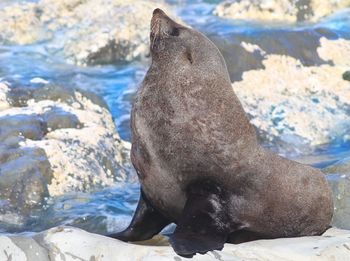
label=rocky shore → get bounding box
[0,1,350,259]
[0,0,178,65]
[214,0,350,23]
[0,81,132,230]
[228,37,350,155]
[0,226,349,260]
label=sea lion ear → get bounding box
[186,49,193,64]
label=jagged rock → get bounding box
[209,27,341,82]
[231,38,350,155]
[214,0,350,23]
[0,0,179,65]
[0,81,132,230]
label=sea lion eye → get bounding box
[170,28,180,37]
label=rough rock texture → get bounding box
[210,28,338,82]
[214,0,350,23]
[0,227,349,260]
[0,81,131,229]
[324,159,350,230]
[0,0,177,65]
[231,38,350,155]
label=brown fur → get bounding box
[131,9,333,240]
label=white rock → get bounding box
[214,0,350,23]
[0,82,10,111]
[1,226,350,261]
[318,37,350,66]
[0,237,27,261]
[0,0,179,65]
[214,0,297,23]
[233,38,350,154]
[0,84,132,197]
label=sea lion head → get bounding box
[150,8,229,79]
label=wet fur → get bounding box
[110,8,334,257]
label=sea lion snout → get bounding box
[151,8,181,42]
[153,8,166,17]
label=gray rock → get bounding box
[324,157,350,230]
[210,35,265,82]
[0,0,179,65]
[10,236,49,261]
[43,107,82,131]
[0,82,132,231]
[0,114,46,141]
[231,38,350,155]
[214,0,350,23]
[0,226,350,261]
[343,71,350,81]
[210,28,335,82]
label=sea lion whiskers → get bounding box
[150,14,161,50]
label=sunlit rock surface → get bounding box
[0,227,349,260]
[0,82,132,229]
[214,0,350,23]
[210,27,340,82]
[0,0,177,65]
[231,38,350,155]
[324,158,350,230]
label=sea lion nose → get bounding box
[152,8,171,23]
[151,8,170,37]
[150,8,182,45]
[151,8,177,34]
[153,8,166,17]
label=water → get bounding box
[0,0,350,234]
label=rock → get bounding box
[43,107,81,131]
[344,71,350,81]
[0,3,48,45]
[0,82,132,230]
[210,36,266,82]
[214,0,350,23]
[0,114,47,141]
[210,28,336,82]
[0,226,349,260]
[0,82,10,111]
[318,37,350,67]
[0,0,179,65]
[324,158,350,230]
[231,38,350,155]
[0,146,51,209]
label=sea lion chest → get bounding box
[130,67,256,219]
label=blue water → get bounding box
[1,0,350,234]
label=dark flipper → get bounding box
[108,190,171,242]
[169,180,230,257]
[227,230,271,244]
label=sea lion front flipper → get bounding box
[169,180,230,257]
[108,190,171,241]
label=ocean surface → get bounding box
[0,0,350,234]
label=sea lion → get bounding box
[109,8,333,257]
